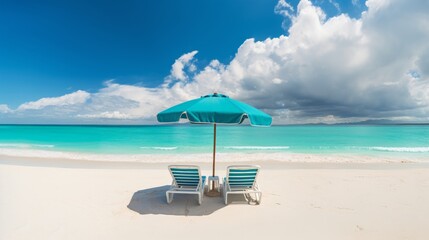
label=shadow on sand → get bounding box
[127,185,227,216]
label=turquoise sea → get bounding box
[0,125,428,160]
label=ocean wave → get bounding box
[0,148,422,164]
[368,147,429,153]
[223,146,290,150]
[0,143,55,148]
[140,146,178,150]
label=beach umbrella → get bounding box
[157,93,272,186]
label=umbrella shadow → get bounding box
[127,185,226,216]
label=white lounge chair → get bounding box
[166,165,206,205]
[222,165,261,205]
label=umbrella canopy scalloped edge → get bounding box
[157,93,272,126]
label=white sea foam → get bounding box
[368,147,429,153]
[140,146,178,150]
[0,147,425,164]
[224,146,290,150]
[0,143,55,148]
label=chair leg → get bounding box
[166,192,173,204]
[222,184,225,197]
[223,184,227,203]
[199,187,204,205]
[224,193,228,205]
[256,192,262,204]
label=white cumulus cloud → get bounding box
[274,0,295,30]
[167,50,198,83]
[78,111,135,120]
[0,104,11,113]
[17,90,91,111]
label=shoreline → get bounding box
[0,149,427,165]
[1,154,429,171]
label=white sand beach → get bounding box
[1,155,429,240]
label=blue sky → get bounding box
[1,0,428,124]
[1,0,283,107]
[0,0,365,108]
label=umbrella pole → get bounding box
[206,123,220,197]
[212,123,216,177]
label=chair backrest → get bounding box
[226,165,260,188]
[168,165,201,188]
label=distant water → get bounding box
[0,124,428,159]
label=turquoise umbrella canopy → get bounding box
[157,93,272,195]
[157,93,272,126]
